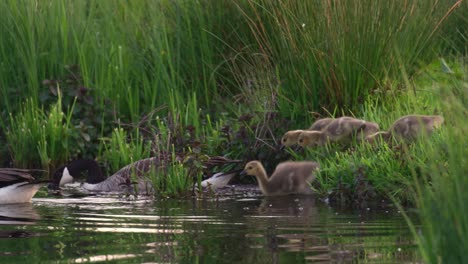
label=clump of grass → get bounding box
[100,127,152,175]
[5,90,74,170]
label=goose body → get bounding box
[241,160,319,196]
[365,115,444,144]
[0,168,46,204]
[52,158,157,194]
[298,117,373,147]
[280,118,334,148]
[52,156,242,194]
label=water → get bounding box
[0,189,418,263]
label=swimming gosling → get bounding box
[298,117,371,147]
[241,160,319,196]
[365,114,444,144]
[280,118,334,149]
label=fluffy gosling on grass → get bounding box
[280,118,334,149]
[298,117,370,147]
[356,121,380,141]
[365,114,444,144]
[308,117,334,131]
[241,160,319,196]
[280,130,305,149]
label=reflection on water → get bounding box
[0,193,419,263]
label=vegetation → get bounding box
[0,1,466,261]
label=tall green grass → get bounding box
[0,0,242,121]
[0,1,463,125]
[402,64,467,263]
[231,0,463,120]
[4,90,74,170]
[100,127,152,174]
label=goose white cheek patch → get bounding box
[59,167,74,186]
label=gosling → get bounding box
[308,117,334,131]
[280,118,334,149]
[298,117,373,147]
[365,114,444,144]
[241,160,319,196]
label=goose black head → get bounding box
[48,159,105,190]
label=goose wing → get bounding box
[0,168,35,183]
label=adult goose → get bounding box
[50,156,243,194]
[240,160,319,196]
[0,168,47,204]
[50,158,159,194]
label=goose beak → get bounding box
[47,182,59,190]
[279,144,285,150]
[239,170,247,177]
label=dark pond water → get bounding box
[0,187,419,263]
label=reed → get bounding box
[231,0,463,119]
[4,90,74,170]
[400,64,468,263]
[100,127,152,175]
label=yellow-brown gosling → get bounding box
[356,121,380,141]
[298,116,370,147]
[280,118,334,149]
[365,114,444,144]
[280,130,305,149]
[241,160,319,196]
[308,117,334,131]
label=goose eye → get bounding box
[247,166,252,170]
[299,139,303,143]
[282,138,286,142]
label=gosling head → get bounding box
[280,130,304,149]
[48,166,74,190]
[298,131,326,147]
[241,160,264,177]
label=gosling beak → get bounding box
[239,170,247,177]
[279,144,286,150]
[293,145,302,152]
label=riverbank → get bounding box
[0,1,466,262]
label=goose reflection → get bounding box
[249,196,366,263]
[257,195,319,217]
[0,203,40,239]
[0,203,40,225]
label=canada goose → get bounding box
[365,115,444,144]
[240,160,319,196]
[298,116,369,147]
[280,118,334,149]
[50,156,242,194]
[50,158,158,194]
[0,168,47,204]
